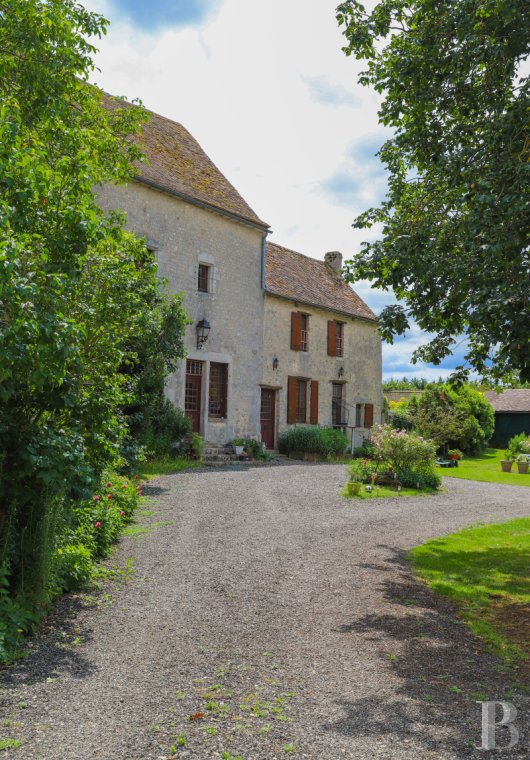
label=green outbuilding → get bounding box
[484,390,530,448]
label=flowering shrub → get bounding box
[52,472,141,599]
[370,425,437,471]
[349,425,441,490]
[70,473,141,559]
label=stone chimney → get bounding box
[324,251,343,281]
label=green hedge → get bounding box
[0,472,141,663]
[278,426,349,458]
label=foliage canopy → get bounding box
[0,0,188,612]
[337,0,530,382]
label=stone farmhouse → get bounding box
[98,104,383,449]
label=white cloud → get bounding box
[85,0,383,259]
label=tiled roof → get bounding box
[484,389,530,413]
[264,242,377,321]
[106,95,268,228]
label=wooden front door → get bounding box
[260,388,276,449]
[185,360,203,433]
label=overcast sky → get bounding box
[84,0,466,381]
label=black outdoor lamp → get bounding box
[196,318,211,349]
[273,357,279,370]
[338,366,344,378]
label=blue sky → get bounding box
[105,0,221,31]
[85,0,462,381]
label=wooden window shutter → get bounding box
[327,320,337,356]
[310,380,319,424]
[364,403,374,428]
[287,376,297,423]
[291,311,302,351]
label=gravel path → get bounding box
[1,466,529,759]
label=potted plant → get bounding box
[500,453,514,473]
[516,455,529,475]
[231,438,245,456]
[504,434,530,473]
[447,448,462,461]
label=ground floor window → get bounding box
[332,383,345,426]
[295,379,307,423]
[209,362,228,418]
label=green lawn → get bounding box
[440,448,530,486]
[139,457,202,480]
[409,518,530,666]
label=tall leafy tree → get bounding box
[0,1,188,608]
[336,0,530,381]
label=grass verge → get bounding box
[409,518,530,667]
[440,448,530,487]
[139,456,202,479]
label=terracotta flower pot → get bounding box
[501,460,514,473]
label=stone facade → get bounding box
[98,100,383,449]
[261,293,383,450]
[97,182,266,445]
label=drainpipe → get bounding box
[261,230,269,290]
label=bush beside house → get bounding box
[278,427,349,459]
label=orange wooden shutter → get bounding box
[287,376,297,423]
[310,380,319,424]
[291,312,302,350]
[327,320,337,356]
[364,403,374,428]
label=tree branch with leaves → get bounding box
[337,0,530,382]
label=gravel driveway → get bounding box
[1,466,529,759]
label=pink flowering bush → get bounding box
[370,424,437,471]
[350,425,441,490]
[55,472,141,590]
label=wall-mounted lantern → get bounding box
[196,318,211,350]
[338,366,344,378]
[273,357,279,370]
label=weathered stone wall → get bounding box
[262,293,383,448]
[98,182,265,444]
